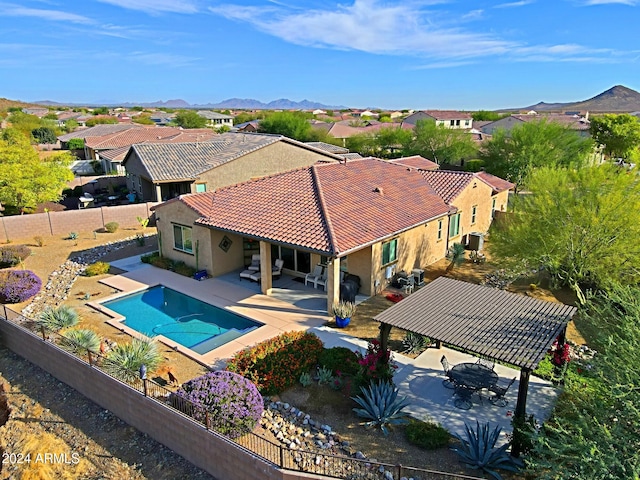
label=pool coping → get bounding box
[91,266,330,367]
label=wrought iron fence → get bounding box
[0,304,481,480]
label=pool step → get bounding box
[191,327,257,354]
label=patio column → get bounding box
[379,323,392,360]
[155,184,162,202]
[325,258,340,315]
[511,368,531,458]
[259,241,272,295]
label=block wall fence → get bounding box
[0,203,159,241]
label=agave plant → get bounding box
[352,381,410,435]
[451,421,523,480]
[37,305,80,332]
[103,337,163,383]
[402,331,430,354]
[60,328,101,355]
[446,242,466,273]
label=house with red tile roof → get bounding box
[389,155,439,171]
[123,132,344,202]
[152,157,513,313]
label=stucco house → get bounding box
[122,132,344,202]
[152,157,513,313]
[196,111,234,129]
[402,110,473,129]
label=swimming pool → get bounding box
[102,285,262,354]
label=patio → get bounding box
[102,255,563,444]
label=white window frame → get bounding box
[173,224,193,254]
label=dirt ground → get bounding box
[1,230,581,479]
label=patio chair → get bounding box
[440,355,455,389]
[488,377,516,407]
[453,384,474,410]
[315,272,328,291]
[476,356,495,370]
[272,259,284,279]
[248,254,261,272]
[305,265,324,287]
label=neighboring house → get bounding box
[479,113,591,138]
[122,132,344,202]
[402,110,473,129]
[235,120,260,132]
[390,155,439,171]
[22,107,49,117]
[152,157,513,313]
[304,141,362,160]
[149,113,176,125]
[197,111,234,129]
[58,124,143,151]
[55,112,84,128]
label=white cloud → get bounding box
[0,2,93,23]
[579,0,637,4]
[209,1,514,59]
[494,0,535,8]
[96,0,199,14]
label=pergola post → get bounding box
[379,323,392,362]
[511,368,531,458]
[326,258,341,315]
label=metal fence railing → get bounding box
[0,304,482,480]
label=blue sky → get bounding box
[1,0,639,110]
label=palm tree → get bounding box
[60,328,101,355]
[446,243,467,273]
[37,305,79,331]
[103,337,163,383]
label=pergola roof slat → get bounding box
[374,277,576,370]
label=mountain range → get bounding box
[522,85,640,113]
[21,85,640,112]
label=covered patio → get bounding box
[374,276,577,455]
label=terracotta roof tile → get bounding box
[57,124,142,141]
[420,170,475,203]
[476,172,515,193]
[181,158,450,255]
[390,156,439,171]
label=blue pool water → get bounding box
[102,286,262,354]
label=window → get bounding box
[437,219,443,241]
[195,183,207,193]
[455,119,461,126]
[271,245,311,273]
[382,238,398,265]
[449,213,461,238]
[173,224,193,253]
[465,120,470,126]
[471,205,477,225]
[450,120,455,127]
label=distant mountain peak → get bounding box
[522,84,640,113]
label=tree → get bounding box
[472,110,507,122]
[7,111,42,138]
[489,165,640,303]
[258,111,312,141]
[132,114,155,125]
[31,127,58,144]
[0,128,74,213]
[173,110,207,129]
[91,106,109,115]
[589,113,640,159]
[480,119,593,193]
[85,117,118,127]
[405,119,477,165]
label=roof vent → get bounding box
[373,187,384,195]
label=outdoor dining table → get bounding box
[450,362,499,391]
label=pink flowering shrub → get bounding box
[0,270,41,303]
[551,340,572,366]
[355,340,398,387]
[174,371,263,438]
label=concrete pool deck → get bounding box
[96,259,330,367]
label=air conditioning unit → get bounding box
[412,268,425,286]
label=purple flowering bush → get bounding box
[174,371,263,438]
[0,245,31,268]
[0,270,42,303]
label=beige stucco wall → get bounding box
[349,216,448,295]
[194,142,336,193]
[208,230,244,276]
[449,178,495,242]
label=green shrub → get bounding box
[33,236,44,247]
[464,159,485,172]
[60,329,101,355]
[73,185,84,197]
[352,381,410,435]
[226,331,324,395]
[84,261,110,276]
[67,138,84,149]
[104,222,119,233]
[0,244,31,268]
[405,419,450,449]
[318,346,359,376]
[103,337,163,383]
[171,261,196,278]
[140,252,158,264]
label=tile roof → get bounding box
[390,156,439,171]
[196,110,234,120]
[124,132,342,182]
[84,127,186,149]
[476,172,515,193]
[178,158,451,256]
[57,124,142,141]
[420,170,476,203]
[305,142,349,154]
[423,110,473,120]
[97,145,130,162]
[514,113,590,131]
